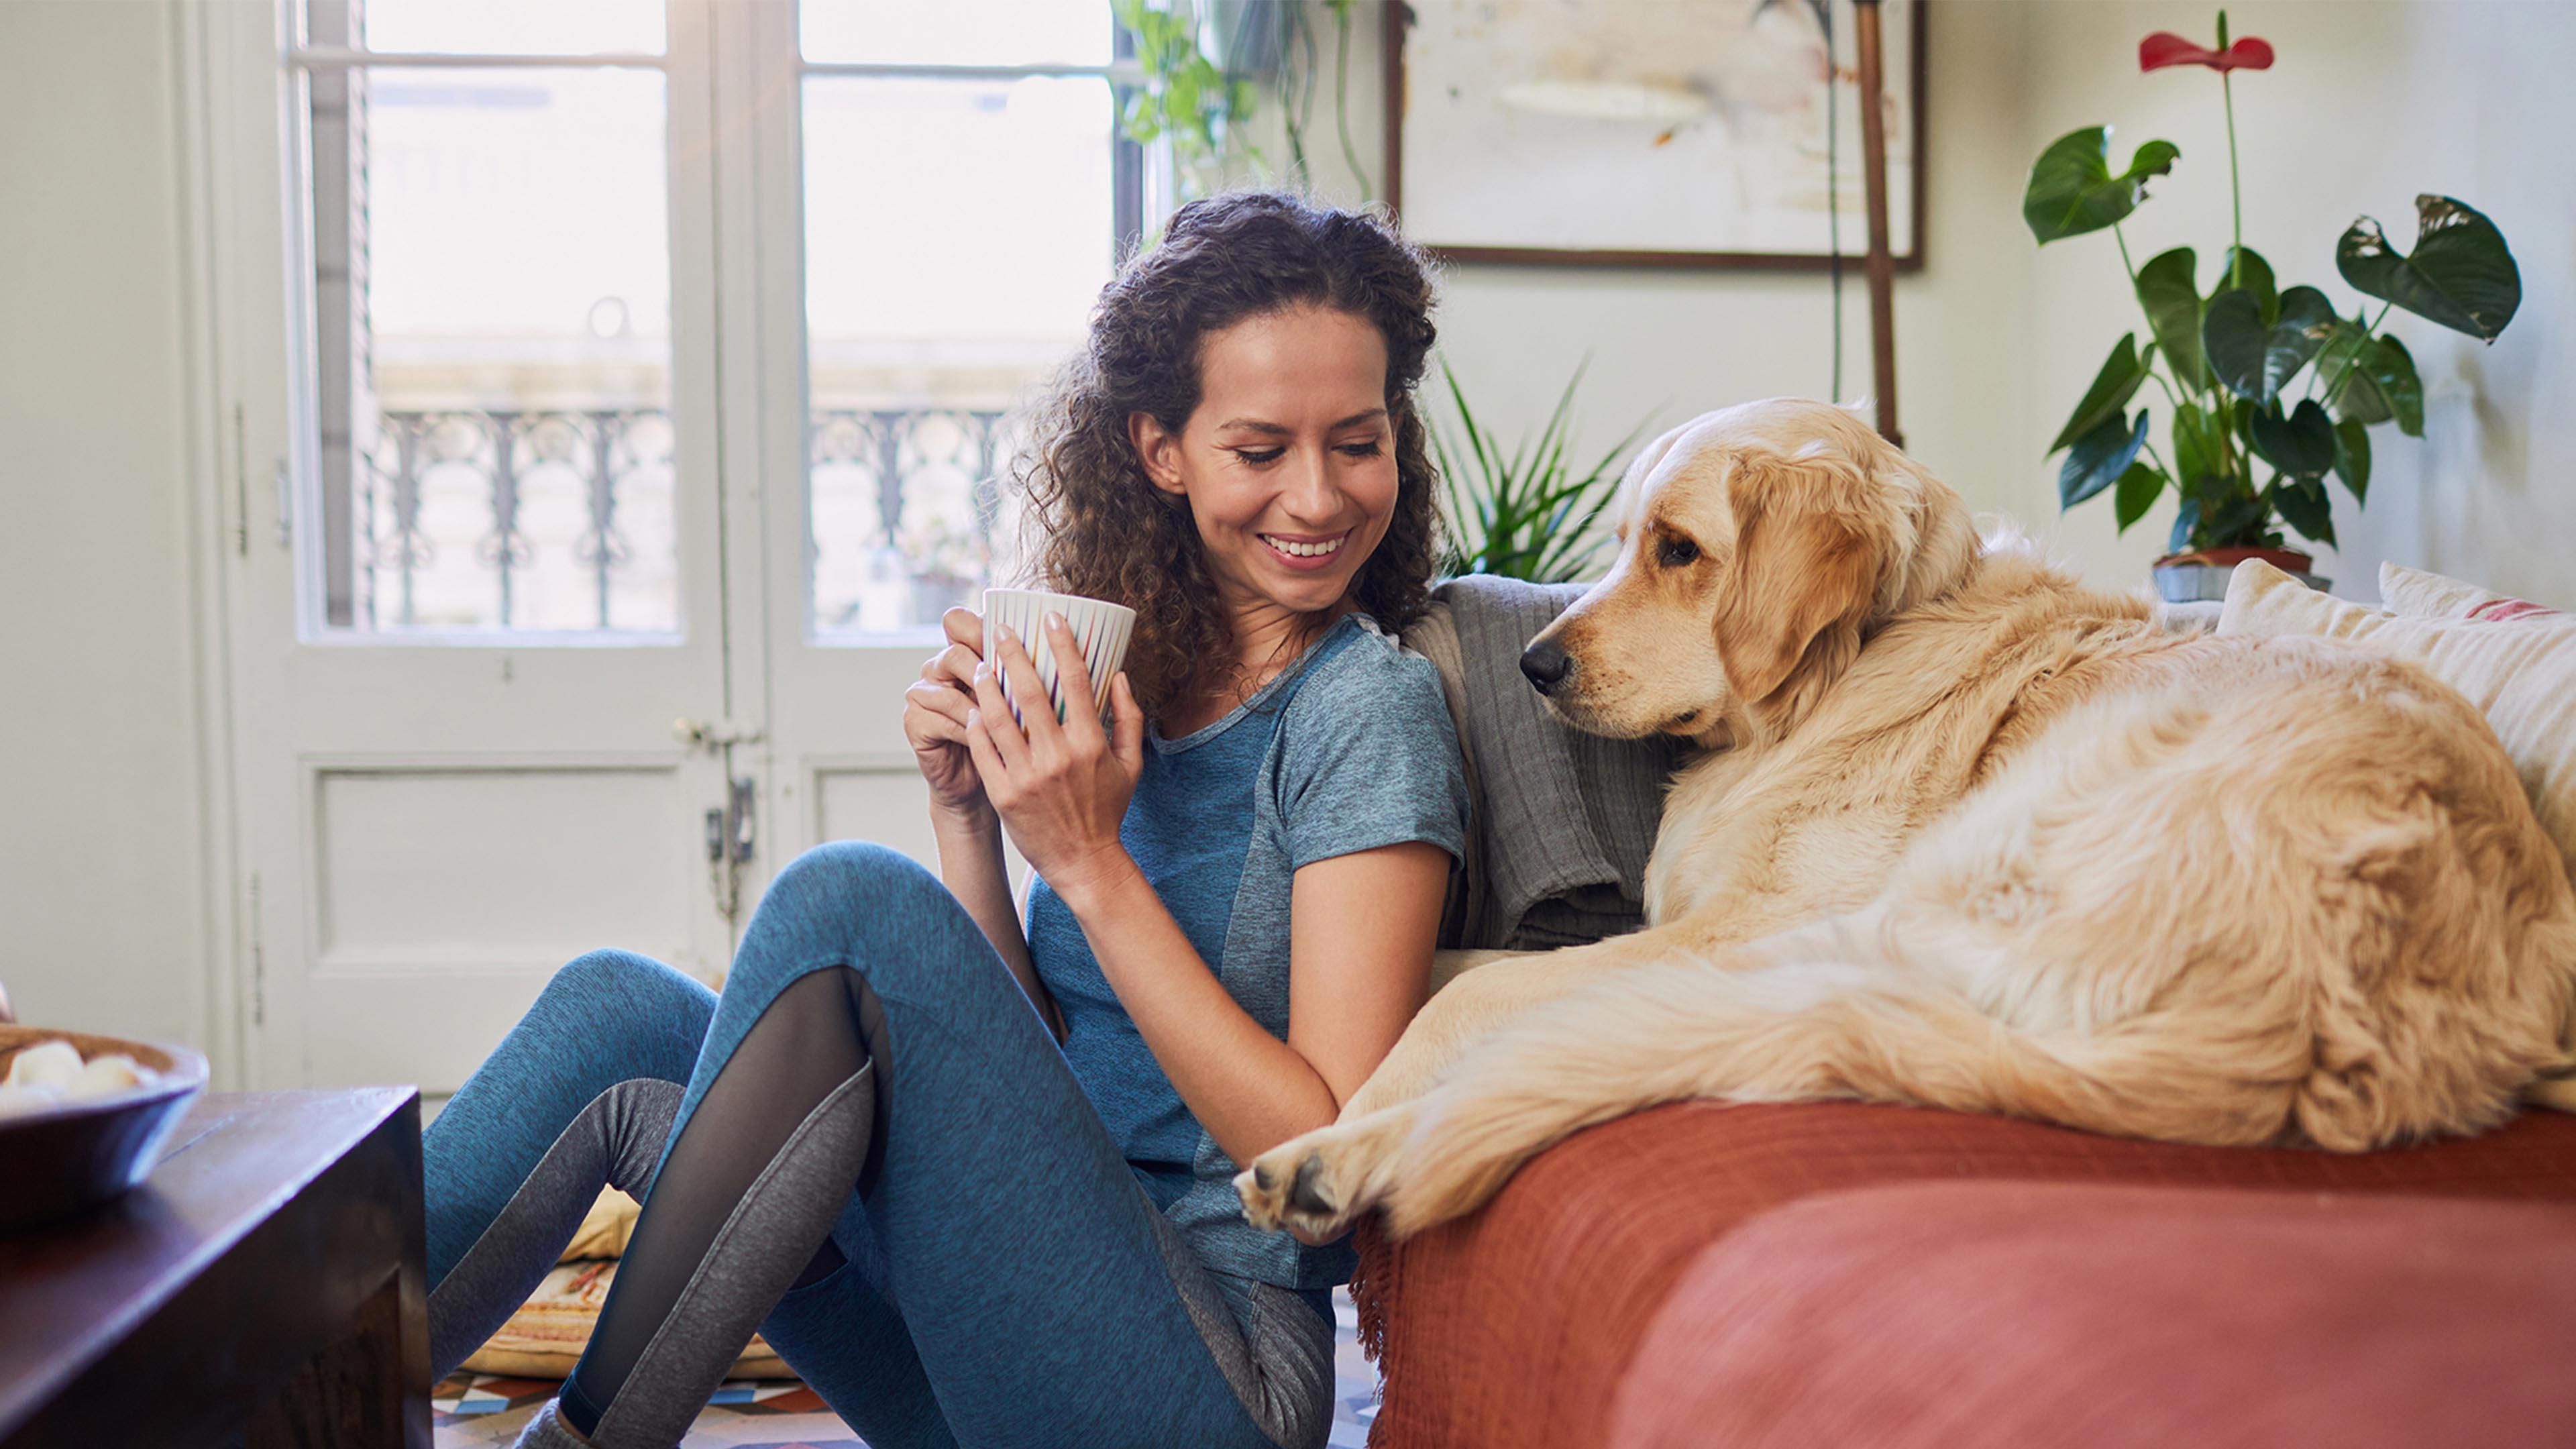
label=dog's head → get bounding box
[1523,398,1979,749]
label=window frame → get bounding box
[276,0,1142,646]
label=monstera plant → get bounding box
[2024,11,2522,596]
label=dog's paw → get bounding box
[1236,1120,1395,1246]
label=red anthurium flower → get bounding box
[2139,31,2275,72]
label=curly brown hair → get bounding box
[1011,190,1443,721]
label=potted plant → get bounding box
[2023,10,2522,600]
[1430,360,1651,584]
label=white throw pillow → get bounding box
[2380,561,2565,623]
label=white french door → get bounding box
[205,0,1120,1091]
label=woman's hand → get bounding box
[965,612,1146,898]
[903,606,998,822]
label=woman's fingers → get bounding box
[923,641,981,690]
[962,703,1009,799]
[1044,612,1106,745]
[942,605,985,656]
[970,651,1031,774]
[990,623,1066,749]
[1108,672,1146,774]
[905,677,973,731]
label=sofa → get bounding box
[1361,563,2576,1446]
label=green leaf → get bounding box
[2219,246,2275,321]
[2315,323,2425,438]
[2169,496,2201,554]
[2203,284,2334,405]
[2061,409,2150,508]
[1432,358,1645,583]
[2247,399,2337,479]
[2269,474,2337,548]
[2170,399,2225,492]
[2338,195,2522,341]
[2113,461,2167,534]
[2332,416,2371,504]
[2201,490,2275,549]
[2135,247,2206,392]
[2023,127,2182,244]
[2048,333,2155,454]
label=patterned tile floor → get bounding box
[432,1287,1381,1448]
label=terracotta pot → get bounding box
[2153,546,2315,574]
[2150,546,2330,604]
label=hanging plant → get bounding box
[1110,0,1372,207]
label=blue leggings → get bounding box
[422,841,1328,1449]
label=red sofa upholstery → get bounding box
[1348,1102,2576,1446]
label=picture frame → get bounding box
[1383,0,1928,271]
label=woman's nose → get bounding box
[1281,446,1337,519]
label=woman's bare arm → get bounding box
[931,807,1059,1036]
[905,606,1060,1033]
[1051,840,1449,1167]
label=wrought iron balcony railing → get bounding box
[354,405,1019,634]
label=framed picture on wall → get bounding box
[1384,0,1927,270]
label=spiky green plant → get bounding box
[1430,360,1650,584]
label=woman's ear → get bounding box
[1128,411,1188,496]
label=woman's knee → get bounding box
[744,841,1000,998]
[759,843,971,953]
[543,948,686,1008]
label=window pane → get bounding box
[355,0,665,56]
[800,0,1110,68]
[313,65,678,633]
[803,76,1112,636]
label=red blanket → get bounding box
[1350,1102,2576,1447]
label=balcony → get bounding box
[348,405,1018,636]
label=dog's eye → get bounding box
[1656,535,1701,568]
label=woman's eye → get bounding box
[1656,535,1701,568]
[1231,447,1286,466]
[1338,440,1385,458]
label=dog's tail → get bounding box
[1375,941,2299,1238]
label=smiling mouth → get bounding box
[1260,531,1350,560]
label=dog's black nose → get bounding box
[1521,639,1573,694]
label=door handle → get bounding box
[705,775,757,923]
[674,716,765,753]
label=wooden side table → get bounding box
[0,1089,432,1448]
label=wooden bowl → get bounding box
[0,1026,209,1232]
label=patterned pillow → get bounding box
[2379,561,2565,623]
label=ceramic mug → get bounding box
[981,588,1137,727]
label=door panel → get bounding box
[213,0,741,1091]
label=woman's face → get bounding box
[1130,305,1401,621]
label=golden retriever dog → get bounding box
[1236,398,2576,1244]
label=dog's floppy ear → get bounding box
[1711,448,1881,707]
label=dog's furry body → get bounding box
[1236,400,2576,1242]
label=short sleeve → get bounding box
[1277,630,1470,871]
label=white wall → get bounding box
[2015,0,2576,602]
[1283,0,2041,531]
[0,0,220,1051]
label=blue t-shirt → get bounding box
[1025,610,1468,1293]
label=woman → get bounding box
[423,191,1467,1449]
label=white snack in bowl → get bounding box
[0,1081,64,1120]
[5,1040,83,1090]
[66,1053,153,1102]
